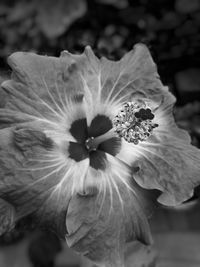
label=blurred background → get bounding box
[0,0,200,266]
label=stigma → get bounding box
[112,100,158,144]
[85,129,117,152]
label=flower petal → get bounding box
[0,51,90,235]
[0,198,16,235]
[66,162,153,267]
[2,44,165,129]
[1,57,87,143]
[1,51,84,126]
[1,44,200,266]
[116,93,200,205]
[61,44,200,206]
[0,125,79,235]
[61,44,165,125]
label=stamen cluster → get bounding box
[113,101,158,144]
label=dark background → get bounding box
[0,0,200,266]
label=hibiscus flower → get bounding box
[0,44,200,267]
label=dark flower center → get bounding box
[68,115,121,170]
[85,137,97,152]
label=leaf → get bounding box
[36,0,87,39]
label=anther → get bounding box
[112,101,158,144]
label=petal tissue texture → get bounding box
[1,44,200,266]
